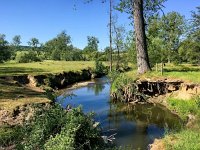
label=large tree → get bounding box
[133,0,151,73]
[117,0,166,74]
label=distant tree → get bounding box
[12,35,21,47]
[83,36,99,53]
[160,12,186,63]
[0,34,11,62]
[147,15,162,65]
[28,37,40,50]
[44,31,73,60]
[190,6,200,40]
[178,7,200,64]
[112,17,126,69]
[83,36,99,60]
[104,46,110,61]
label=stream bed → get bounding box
[57,77,182,149]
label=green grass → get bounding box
[162,97,200,150]
[126,63,200,83]
[0,61,95,76]
[167,97,200,121]
[165,129,200,150]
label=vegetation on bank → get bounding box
[163,96,200,150]
[0,104,116,149]
[109,64,200,149]
[126,63,200,83]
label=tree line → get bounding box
[0,6,199,70]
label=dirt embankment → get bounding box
[111,78,200,104]
[110,78,200,150]
[0,69,94,90]
[0,69,102,126]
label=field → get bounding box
[0,61,95,76]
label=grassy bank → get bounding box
[122,63,200,149]
[0,61,95,76]
[160,96,200,150]
[126,63,200,83]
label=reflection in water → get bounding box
[57,77,182,149]
[87,83,105,96]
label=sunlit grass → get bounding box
[125,63,200,83]
[167,97,200,121]
[0,61,95,76]
[164,129,200,150]
[162,96,200,150]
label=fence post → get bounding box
[161,62,163,75]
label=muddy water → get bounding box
[57,77,182,149]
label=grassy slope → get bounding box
[0,61,95,76]
[163,97,200,150]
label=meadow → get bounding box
[0,61,95,76]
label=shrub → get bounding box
[94,59,106,75]
[0,126,21,147]
[0,46,11,63]
[15,51,41,63]
[19,104,105,150]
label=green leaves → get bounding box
[20,104,104,150]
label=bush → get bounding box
[0,126,21,147]
[15,51,41,63]
[94,59,107,75]
[0,46,11,63]
[19,104,106,150]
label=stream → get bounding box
[57,77,182,149]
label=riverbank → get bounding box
[150,95,200,150]
[0,61,108,148]
[109,63,200,149]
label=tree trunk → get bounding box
[133,0,151,74]
[109,0,113,72]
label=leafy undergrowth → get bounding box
[0,126,21,147]
[0,101,117,150]
[4,104,115,150]
[163,96,200,150]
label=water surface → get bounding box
[57,77,182,149]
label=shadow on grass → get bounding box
[0,67,45,76]
[0,79,46,100]
[164,66,200,72]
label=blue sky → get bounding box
[0,0,199,50]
